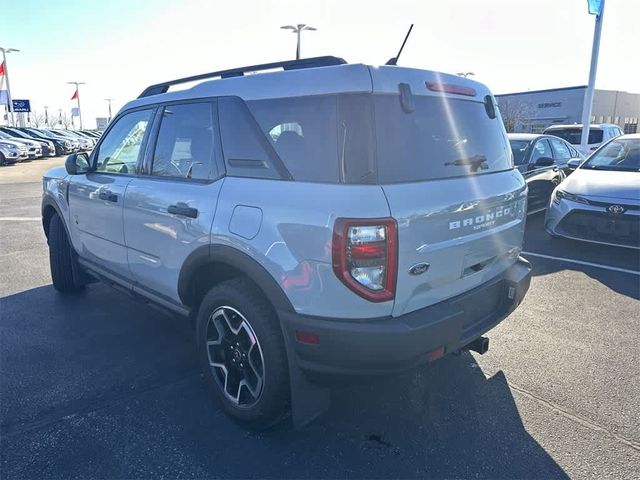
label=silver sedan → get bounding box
[545,134,639,249]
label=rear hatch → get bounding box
[371,86,527,316]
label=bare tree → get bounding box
[497,99,534,133]
[30,112,47,128]
[59,112,72,130]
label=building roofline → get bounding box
[495,85,587,97]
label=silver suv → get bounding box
[42,56,532,428]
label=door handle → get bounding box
[98,190,118,202]
[168,204,198,218]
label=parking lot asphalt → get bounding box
[1,158,639,479]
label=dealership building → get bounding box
[496,86,639,134]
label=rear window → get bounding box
[374,95,512,183]
[240,93,510,184]
[546,128,603,145]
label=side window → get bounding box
[549,138,571,161]
[568,145,580,158]
[151,102,218,180]
[218,96,288,180]
[530,139,552,163]
[95,109,152,174]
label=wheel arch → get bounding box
[41,196,67,241]
[178,244,295,313]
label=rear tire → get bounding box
[48,214,85,293]
[196,277,290,429]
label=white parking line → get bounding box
[0,217,40,221]
[522,251,640,276]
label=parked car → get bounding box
[19,128,78,154]
[0,130,42,159]
[0,127,57,157]
[0,138,28,165]
[546,134,639,249]
[46,129,94,151]
[42,56,532,428]
[508,133,583,214]
[543,123,623,156]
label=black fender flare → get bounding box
[41,195,70,240]
[178,244,295,313]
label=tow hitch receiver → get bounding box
[466,336,490,355]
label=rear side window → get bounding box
[531,139,553,163]
[374,95,512,183]
[509,140,530,165]
[151,102,218,181]
[218,97,288,180]
[548,138,571,161]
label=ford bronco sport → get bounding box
[42,56,532,428]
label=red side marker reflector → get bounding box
[426,82,477,97]
[295,330,320,345]
[426,346,445,362]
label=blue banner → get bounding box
[71,107,80,117]
[587,0,604,15]
[0,90,9,106]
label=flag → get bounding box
[71,107,80,117]
[587,0,604,15]
[0,61,5,76]
[71,89,79,100]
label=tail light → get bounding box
[332,218,398,302]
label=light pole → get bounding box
[0,47,20,127]
[104,98,113,122]
[67,81,85,129]
[280,24,316,60]
[580,0,606,152]
[44,105,49,127]
[456,72,475,78]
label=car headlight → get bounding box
[553,189,590,206]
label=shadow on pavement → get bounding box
[1,283,568,479]
[524,213,639,300]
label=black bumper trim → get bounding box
[279,257,531,375]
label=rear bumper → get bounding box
[280,257,531,375]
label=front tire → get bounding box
[196,278,290,429]
[48,214,85,293]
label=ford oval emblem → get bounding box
[409,263,430,275]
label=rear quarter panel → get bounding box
[213,177,393,319]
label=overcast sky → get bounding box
[2,0,638,128]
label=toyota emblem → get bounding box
[607,205,625,214]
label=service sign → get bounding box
[12,99,31,112]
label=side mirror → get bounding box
[567,158,582,170]
[65,152,91,175]
[534,157,554,167]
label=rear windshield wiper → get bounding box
[444,154,488,172]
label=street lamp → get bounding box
[0,47,20,127]
[456,72,475,78]
[104,98,113,122]
[280,24,316,60]
[44,105,49,127]
[67,81,86,129]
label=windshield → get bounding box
[375,95,512,182]
[547,128,603,145]
[581,138,640,172]
[509,140,531,165]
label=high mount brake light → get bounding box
[332,218,398,302]
[426,82,477,97]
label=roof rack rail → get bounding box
[137,56,347,98]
